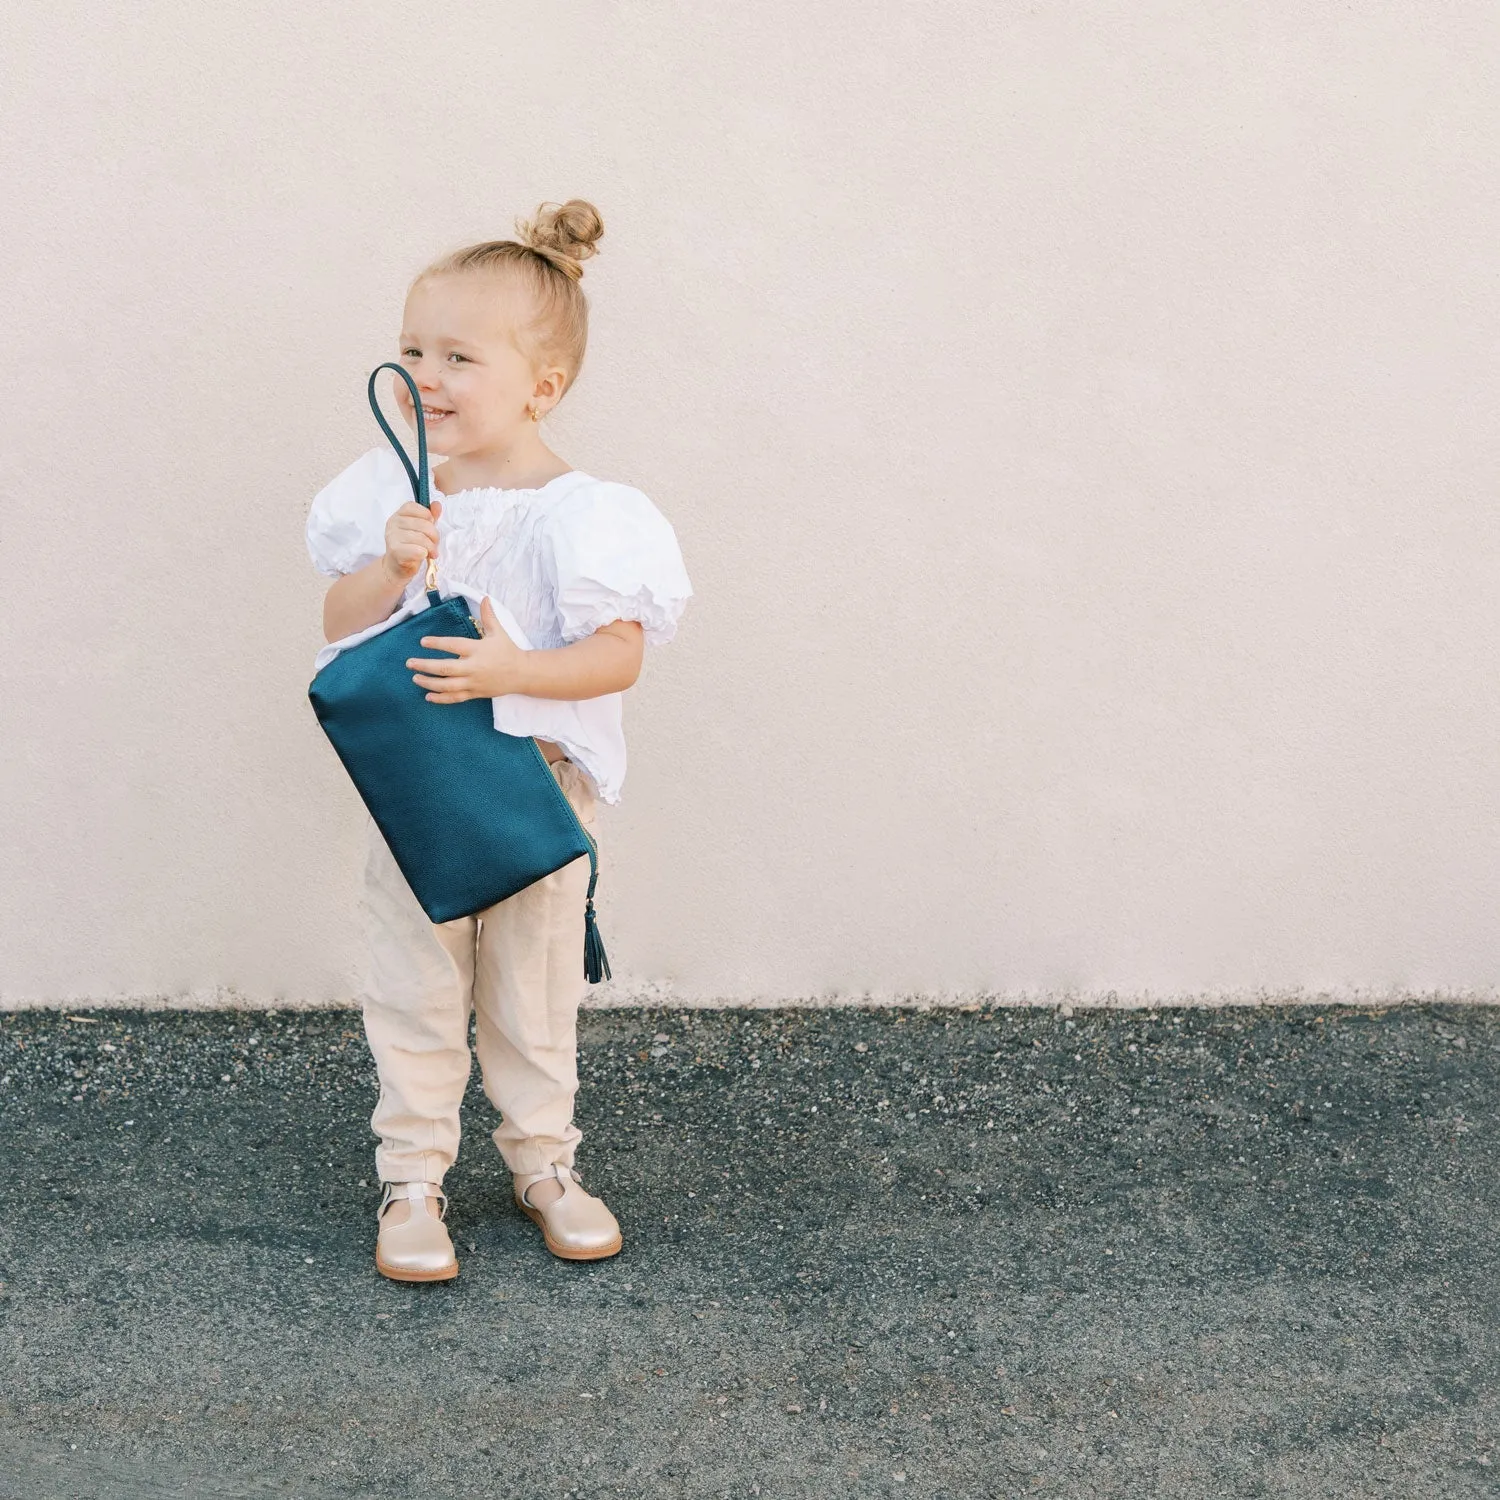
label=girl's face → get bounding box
[395,273,562,455]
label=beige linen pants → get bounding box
[355,753,599,1184]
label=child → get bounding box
[305,199,693,1282]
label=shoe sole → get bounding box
[374,1252,460,1282]
[517,1200,623,1260]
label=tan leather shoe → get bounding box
[513,1163,622,1261]
[375,1180,459,1282]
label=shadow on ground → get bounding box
[1,1003,1496,1498]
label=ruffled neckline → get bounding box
[423,454,587,501]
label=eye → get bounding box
[447,352,468,363]
[400,347,420,358]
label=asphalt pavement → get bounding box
[1,1002,1496,1498]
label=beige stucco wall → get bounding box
[2,3,1498,1009]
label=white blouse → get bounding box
[305,446,693,806]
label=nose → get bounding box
[395,361,441,401]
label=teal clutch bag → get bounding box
[307,362,611,982]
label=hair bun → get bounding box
[515,199,604,281]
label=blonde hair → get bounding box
[413,199,604,401]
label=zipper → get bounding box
[526,724,608,984]
[526,734,598,857]
[460,598,598,861]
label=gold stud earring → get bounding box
[529,405,542,423]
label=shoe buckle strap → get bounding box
[381,1180,448,1218]
[520,1162,580,1208]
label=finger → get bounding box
[412,671,464,690]
[407,658,461,679]
[415,637,472,655]
[425,689,471,704]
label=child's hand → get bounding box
[408,597,529,702]
[381,498,443,585]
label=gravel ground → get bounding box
[1,1002,1497,1499]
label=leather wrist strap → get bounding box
[366,362,431,510]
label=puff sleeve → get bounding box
[305,447,407,579]
[546,481,694,646]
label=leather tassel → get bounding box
[584,898,612,984]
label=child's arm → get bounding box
[320,499,443,643]
[321,554,409,643]
[407,609,645,704]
